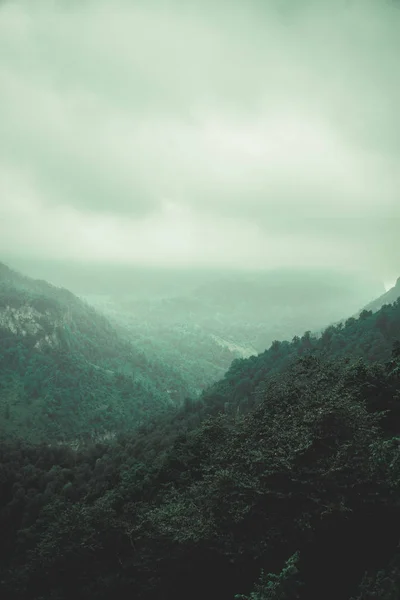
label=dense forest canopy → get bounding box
[0,263,196,443]
[1,261,400,599]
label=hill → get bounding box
[0,262,191,444]
[0,327,400,599]
[191,294,400,420]
[1,265,400,599]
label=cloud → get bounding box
[0,0,399,279]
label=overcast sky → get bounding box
[0,0,399,282]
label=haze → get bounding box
[0,0,399,283]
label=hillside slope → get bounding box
[189,295,400,423]
[364,277,400,313]
[0,263,190,443]
[1,326,400,599]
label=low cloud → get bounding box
[0,0,399,280]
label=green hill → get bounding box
[1,267,400,600]
[0,263,190,443]
[193,296,400,420]
[1,325,400,599]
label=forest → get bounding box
[0,263,200,443]
[1,262,400,599]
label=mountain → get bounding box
[187,293,400,423]
[1,291,400,600]
[82,268,384,393]
[0,261,392,446]
[0,262,191,444]
[85,292,246,396]
[363,276,400,313]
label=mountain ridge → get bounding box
[0,262,191,443]
[363,276,400,313]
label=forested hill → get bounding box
[1,299,400,598]
[195,295,400,419]
[0,262,191,443]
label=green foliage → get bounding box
[350,553,400,599]
[0,264,193,443]
[235,553,302,600]
[1,348,400,600]
[1,262,400,600]
[197,297,400,422]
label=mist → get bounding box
[0,0,399,283]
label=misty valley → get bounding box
[1,0,400,598]
[1,262,400,600]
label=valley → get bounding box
[0,263,399,600]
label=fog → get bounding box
[0,0,399,283]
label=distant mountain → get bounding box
[0,262,191,444]
[88,269,385,361]
[6,259,384,308]
[363,277,400,313]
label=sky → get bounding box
[0,0,399,284]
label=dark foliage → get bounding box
[1,345,400,599]
[1,264,400,599]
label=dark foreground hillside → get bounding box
[1,345,400,600]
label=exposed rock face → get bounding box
[0,302,63,349]
[0,305,43,336]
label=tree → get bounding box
[235,553,303,600]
